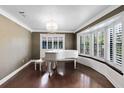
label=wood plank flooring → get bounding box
[0,62,114,88]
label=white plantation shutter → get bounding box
[115,23,123,65]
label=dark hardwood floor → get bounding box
[0,62,114,88]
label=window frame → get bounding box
[40,34,65,50]
[77,11,124,72]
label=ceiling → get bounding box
[0,5,115,32]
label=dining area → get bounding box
[33,50,78,77]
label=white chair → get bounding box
[34,59,44,71]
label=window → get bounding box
[48,37,52,49]
[107,26,114,62]
[42,37,47,49]
[115,23,122,65]
[40,34,65,50]
[93,33,97,56]
[85,35,90,55]
[98,31,105,58]
[80,36,84,54]
[107,22,123,66]
[59,37,63,49]
[53,37,58,49]
[78,13,124,71]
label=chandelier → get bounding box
[46,20,58,32]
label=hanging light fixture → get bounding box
[46,20,58,32]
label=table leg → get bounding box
[74,59,77,69]
[52,62,56,69]
[39,62,41,71]
[48,62,51,76]
[35,62,36,70]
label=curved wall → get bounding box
[77,56,124,87]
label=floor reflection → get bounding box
[1,63,114,88]
[80,74,90,88]
[40,73,49,87]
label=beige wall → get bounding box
[0,15,32,80]
[32,32,40,59]
[32,32,76,59]
[65,33,76,49]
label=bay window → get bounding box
[80,36,84,54]
[78,12,124,73]
[85,35,90,55]
[98,31,105,58]
[115,22,123,65]
[107,26,114,62]
[93,33,97,56]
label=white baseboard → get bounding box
[105,74,120,88]
[0,60,32,86]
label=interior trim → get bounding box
[0,8,32,32]
[76,5,124,33]
[32,31,76,35]
[0,60,32,86]
[78,55,123,75]
[32,30,75,33]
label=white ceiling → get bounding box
[0,5,116,32]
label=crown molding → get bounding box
[75,5,121,33]
[0,8,32,32]
[32,29,75,33]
